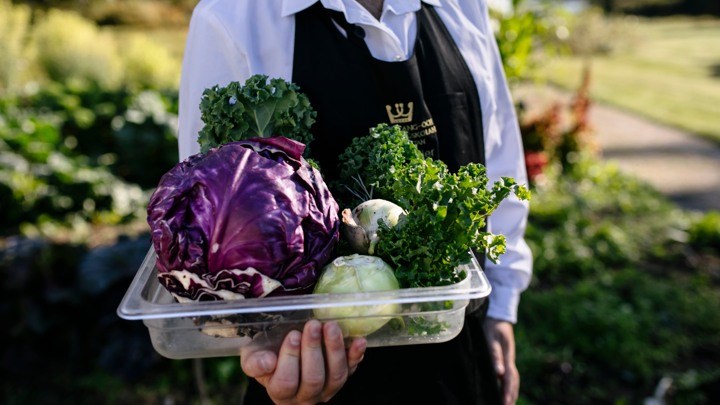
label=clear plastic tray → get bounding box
[117,248,491,359]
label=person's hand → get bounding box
[240,319,367,405]
[483,317,520,405]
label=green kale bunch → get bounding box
[197,74,316,154]
[338,124,531,287]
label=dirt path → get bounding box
[512,84,720,213]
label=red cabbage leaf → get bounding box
[147,136,340,301]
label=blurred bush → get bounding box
[122,34,182,91]
[517,65,599,185]
[688,211,720,253]
[0,84,178,236]
[491,0,570,84]
[85,0,193,28]
[29,7,124,89]
[15,0,196,26]
[518,154,720,404]
[0,233,184,403]
[0,0,33,93]
[0,1,182,94]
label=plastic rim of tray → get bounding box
[117,247,492,321]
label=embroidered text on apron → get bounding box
[242,4,501,405]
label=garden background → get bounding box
[2,0,719,403]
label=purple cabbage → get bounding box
[147,137,340,301]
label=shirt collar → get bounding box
[281,0,442,17]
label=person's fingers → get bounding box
[321,322,351,396]
[240,349,277,379]
[502,363,520,405]
[240,322,367,404]
[265,329,302,401]
[346,337,367,376]
[490,338,506,377]
[297,320,326,400]
[500,328,518,405]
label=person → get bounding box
[176,1,533,404]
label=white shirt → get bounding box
[177,0,533,323]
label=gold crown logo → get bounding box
[386,102,414,124]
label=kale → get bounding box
[196,74,316,154]
[338,124,531,288]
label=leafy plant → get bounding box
[518,65,597,184]
[5,81,179,189]
[0,92,149,235]
[121,34,181,91]
[197,75,317,154]
[492,0,568,84]
[517,155,720,404]
[29,7,124,88]
[0,0,32,94]
[687,211,720,253]
[338,124,530,287]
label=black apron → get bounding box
[244,3,501,404]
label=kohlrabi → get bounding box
[337,124,531,288]
[313,254,400,337]
[341,199,406,255]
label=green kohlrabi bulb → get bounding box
[313,254,400,337]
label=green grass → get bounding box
[537,17,720,143]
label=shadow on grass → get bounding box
[710,63,720,78]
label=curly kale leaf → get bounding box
[336,123,428,207]
[197,74,317,154]
[338,124,531,288]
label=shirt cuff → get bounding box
[486,284,521,324]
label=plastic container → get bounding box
[117,248,492,359]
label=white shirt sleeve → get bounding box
[177,2,251,161]
[472,2,533,324]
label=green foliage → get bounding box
[110,89,180,187]
[29,8,124,88]
[0,234,207,404]
[121,34,181,90]
[19,81,179,187]
[338,124,530,287]
[518,155,720,404]
[687,211,720,253]
[0,82,179,234]
[197,75,317,154]
[492,0,568,84]
[0,0,32,94]
[0,122,147,235]
[1,2,182,93]
[526,155,687,284]
[518,267,720,403]
[493,4,546,83]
